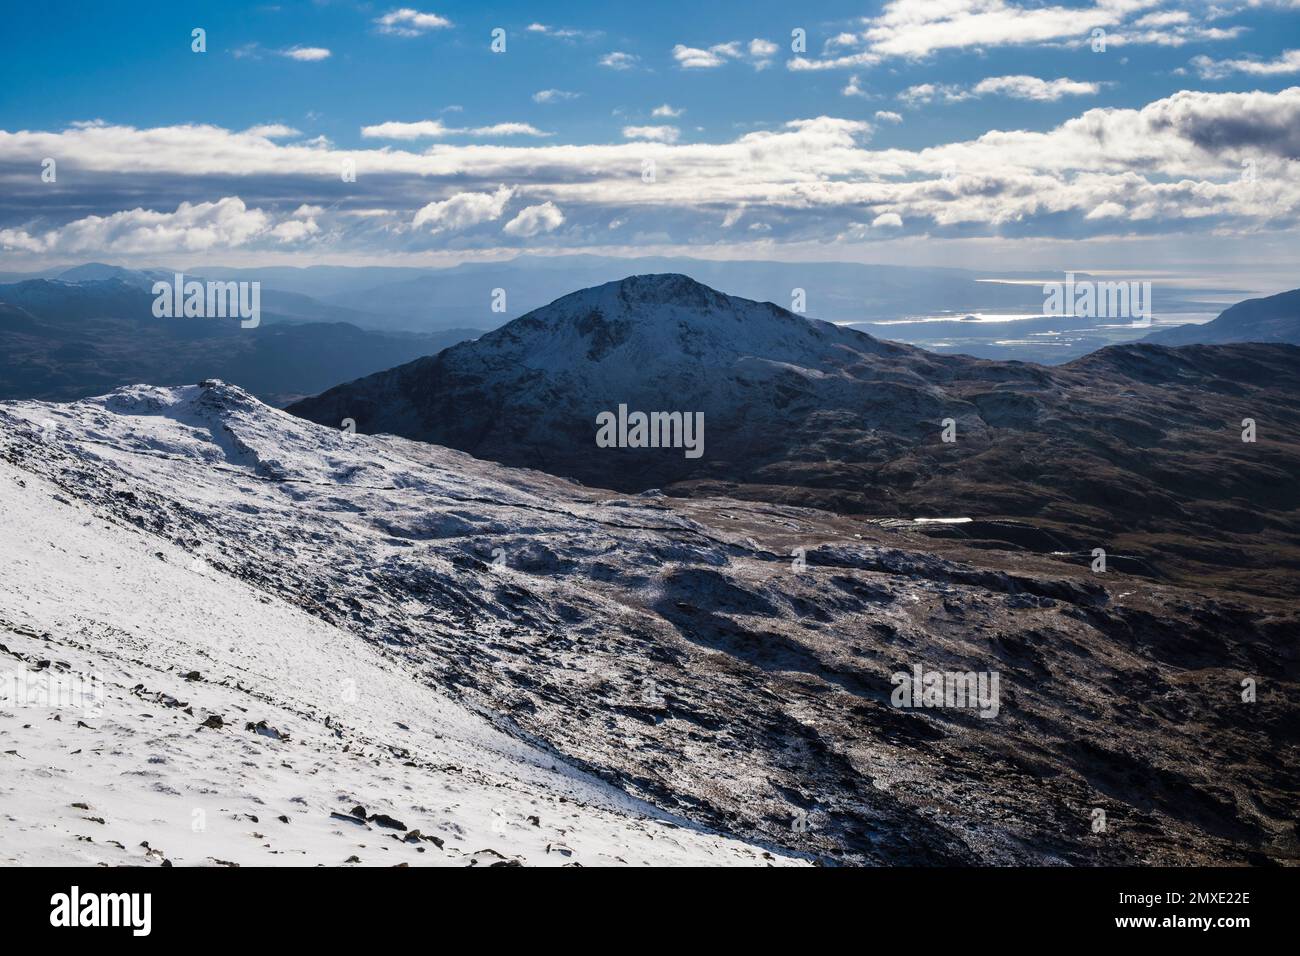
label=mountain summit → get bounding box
[289,275,1300,597]
[288,273,965,483]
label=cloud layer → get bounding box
[3,88,1298,257]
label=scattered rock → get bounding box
[244,720,290,741]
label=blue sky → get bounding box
[2,1,1299,273]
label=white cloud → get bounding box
[412,186,514,232]
[866,0,1121,57]
[789,0,1243,66]
[599,51,637,69]
[470,123,551,137]
[0,198,278,254]
[902,76,1099,104]
[789,51,880,71]
[652,104,684,118]
[749,38,778,69]
[374,9,452,37]
[1192,49,1300,80]
[243,124,300,138]
[672,43,732,68]
[534,89,581,104]
[269,217,320,242]
[361,120,455,139]
[282,46,330,61]
[526,23,599,40]
[502,202,565,237]
[1086,201,1127,219]
[874,110,903,123]
[6,90,1300,254]
[899,83,970,106]
[872,212,903,228]
[842,75,870,98]
[0,228,46,252]
[623,125,680,143]
[674,39,777,69]
[361,120,549,138]
[1135,10,1190,28]
[971,75,1101,101]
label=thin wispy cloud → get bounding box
[599,51,637,70]
[622,125,680,143]
[901,76,1100,105]
[243,123,300,138]
[1192,49,1300,79]
[361,119,550,138]
[526,23,601,41]
[232,42,331,61]
[281,46,331,61]
[534,89,581,104]
[972,75,1101,101]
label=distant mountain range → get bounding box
[0,274,481,406]
[1,257,1253,363]
[1144,287,1300,346]
[290,274,1300,598]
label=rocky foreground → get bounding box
[2,381,1296,864]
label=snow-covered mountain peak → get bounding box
[463,272,901,379]
[590,273,734,310]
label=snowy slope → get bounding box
[0,387,800,867]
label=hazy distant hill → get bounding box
[7,259,1245,362]
[1144,288,1300,346]
[0,277,480,405]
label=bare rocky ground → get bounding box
[2,381,1295,865]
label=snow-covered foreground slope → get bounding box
[2,381,1295,865]
[0,387,800,866]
